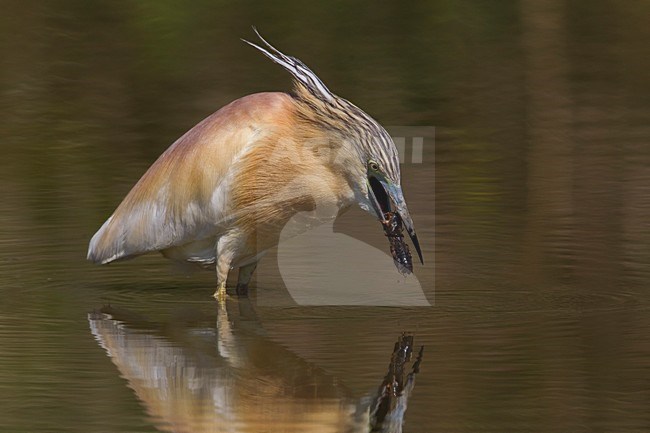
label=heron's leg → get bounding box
[235,261,258,296]
[213,245,233,301]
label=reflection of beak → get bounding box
[367,177,424,265]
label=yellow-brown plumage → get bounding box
[88,91,357,290]
[88,32,422,298]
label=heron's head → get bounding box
[243,29,423,268]
[352,122,424,266]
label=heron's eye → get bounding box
[369,161,380,172]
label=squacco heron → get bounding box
[88,31,423,299]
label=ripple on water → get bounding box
[434,284,645,314]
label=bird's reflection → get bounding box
[88,297,422,433]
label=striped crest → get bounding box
[242,28,335,104]
[243,29,402,185]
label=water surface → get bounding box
[1,1,650,432]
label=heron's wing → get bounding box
[88,92,296,264]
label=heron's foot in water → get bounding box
[213,282,228,302]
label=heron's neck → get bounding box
[290,83,368,202]
[292,84,356,133]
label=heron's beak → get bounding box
[367,177,424,265]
